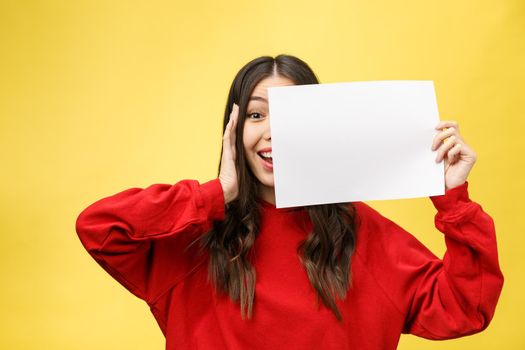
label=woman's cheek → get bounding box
[243,124,257,149]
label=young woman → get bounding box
[76,55,503,349]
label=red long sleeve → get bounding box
[76,179,224,304]
[408,182,504,338]
[354,182,504,340]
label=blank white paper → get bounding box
[267,81,445,208]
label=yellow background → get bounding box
[1,0,523,349]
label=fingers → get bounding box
[431,127,458,151]
[446,143,462,163]
[435,135,460,163]
[433,120,464,163]
[219,104,240,204]
[223,105,236,141]
[435,120,460,132]
[229,104,239,157]
[222,104,239,160]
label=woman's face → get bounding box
[243,75,295,201]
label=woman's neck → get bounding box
[258,185,276,205]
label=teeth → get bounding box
[260,152,272,158]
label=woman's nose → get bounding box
[263,118,271,140]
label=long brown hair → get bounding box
[200,55,357,320]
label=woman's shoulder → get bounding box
[351,201,394,230]
[350,201,429,259]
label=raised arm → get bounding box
[406,121,504,337]
[356,182,503,339]
[406,182,503,338]
[75,179,225,304]
[359,121,503,338]
[76,104,240,304]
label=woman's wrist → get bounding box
[219,178,238,205]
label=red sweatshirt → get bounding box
[76,179,503,349]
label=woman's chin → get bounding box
[256,177,275,193]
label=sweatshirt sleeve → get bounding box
[402,182,504,339]
[356,182,503,340]
[75,178,225,304]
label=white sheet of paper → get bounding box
[267,80,444,208]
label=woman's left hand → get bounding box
[432,121,477,190]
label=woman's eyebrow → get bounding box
[249,96,268,103]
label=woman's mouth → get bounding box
[258,151,273,170]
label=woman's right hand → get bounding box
[219,104,239,205]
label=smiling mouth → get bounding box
[258,151,273,164]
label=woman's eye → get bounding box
[248,112,263,120]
